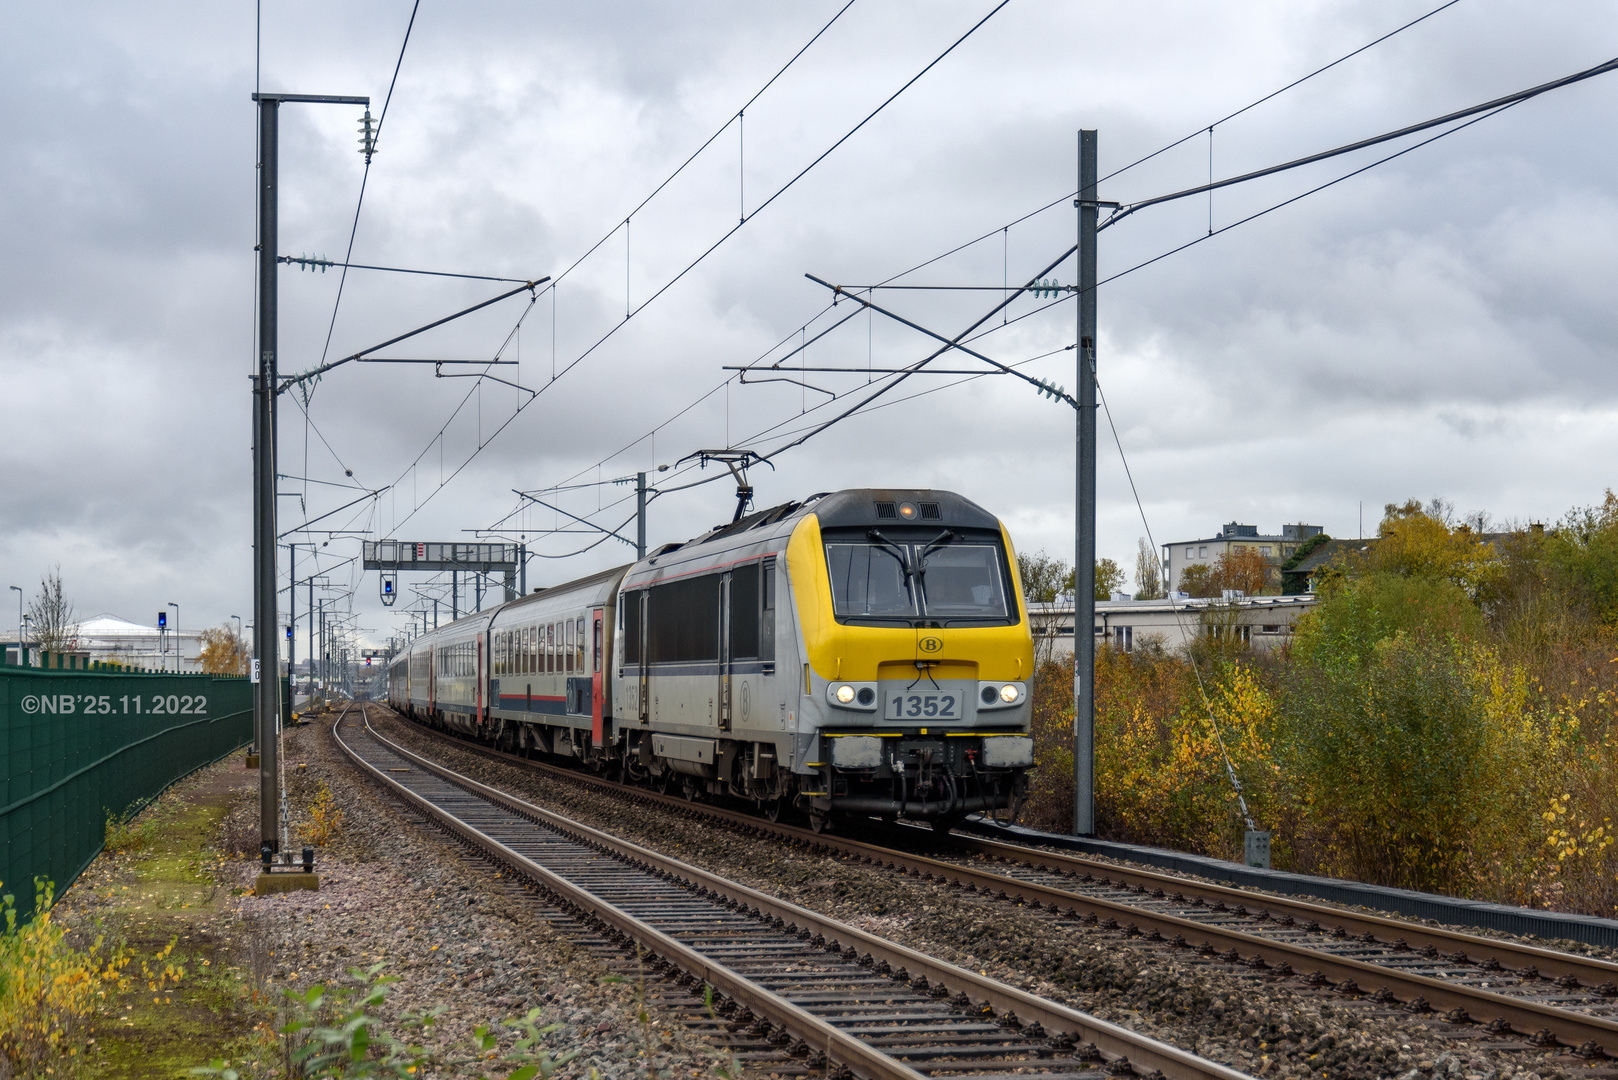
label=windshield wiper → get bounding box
[916,530,956,575]
[866,529,914,577]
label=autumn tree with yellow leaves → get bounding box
[1022,491,1618,917]
[197,624,248,676]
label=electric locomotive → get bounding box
[387,488,1035,831]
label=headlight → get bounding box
[835,684,856,704]
[1000,684,1020,703]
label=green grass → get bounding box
[85,777,269,1078]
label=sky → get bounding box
[2,1,1616,654]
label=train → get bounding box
[386,488,1036,832]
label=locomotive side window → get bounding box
[731,563,759,659]
[648,574,720,663]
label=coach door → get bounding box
[637,590,650,725]
[591,609,605,744]
[718,573,733,732]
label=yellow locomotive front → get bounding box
[785,489,1035,830]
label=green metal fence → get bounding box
[0,658,253,908]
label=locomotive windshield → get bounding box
[825,532,1011,625]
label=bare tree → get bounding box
[1018,550,1071,667]
[27,566,78,654]
[1134,537,1165,600]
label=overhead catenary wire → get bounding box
[872,0,1467,290]
[727,53,1616,467]
[1091,374,1260,829]
[316,2,992,557]
[313,0,422,372]
[637,4,1484,488]
[529,1,1013,402]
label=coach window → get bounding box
[529,625,538,673]
[575,617,585,670]
[564,618,574,672]
[593,614,603,672]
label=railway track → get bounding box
[333,708,1254,1080]
[374,708,1618,1063]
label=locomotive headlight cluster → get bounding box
[827,682,879,710]
[977,681,1026,709]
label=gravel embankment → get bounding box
[225,709,731,1080]
[369,711,1585,1080]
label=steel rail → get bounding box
[339,712,1255,1080]
[377,712,1618,1058]
[334,717,925,1080]
[944,832,1618,989]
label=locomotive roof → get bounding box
[680,488,1000,549]
[810,488,1001,531]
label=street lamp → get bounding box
[168,602,180,673]
[8,586,22,667]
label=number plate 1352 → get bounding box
[886,691,959,720]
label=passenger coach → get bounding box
[388,488,1035,831]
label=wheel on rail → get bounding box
[809,811,832,834]
[762,797,783,823]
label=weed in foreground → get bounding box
[0,880,145,1079]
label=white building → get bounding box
[1161,522,1323,595]
[1029,594,1318,659]
[2,614,202,670]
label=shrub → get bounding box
[0,880,135,1078]
[193,964,577,1080]
[300,782,343,848]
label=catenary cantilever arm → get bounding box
[278,277,549,393]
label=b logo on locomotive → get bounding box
[918,636,943,653]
